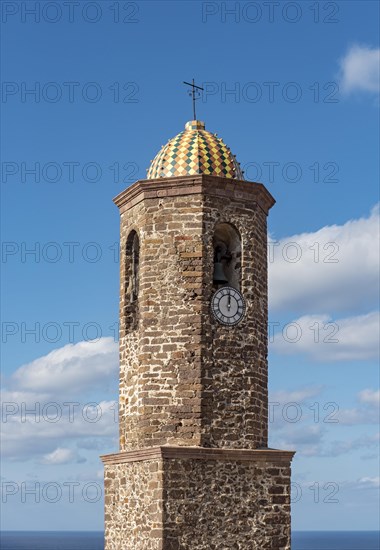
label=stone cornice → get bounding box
[101,446,295,465]
[113,175,275,216]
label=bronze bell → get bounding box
[213,245,228,285]
[213,261,228,284]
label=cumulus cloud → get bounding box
[77,438,114,451]
[270,385,323,404]
[1,338,119,460]
[269,205,379,314]
[271,311,379,362]
[336,388,380,426]
[2,399,118,459]
[12,337,118,394]
[1,389,52,409]
[359,389,380,405]
[339,44,380,94]
[269,386,379,456]
[268,386,326,455]
[357,477,380,488]
[320,433,379,457]
[272,428,379,458]
[337,406,379,426]
[270,386,379,429]
[270,424,323,456]
[41,447,85,465]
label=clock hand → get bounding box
[227,289,231,311]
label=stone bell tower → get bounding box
[101,120,294,549]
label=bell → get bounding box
[213,262,228,285]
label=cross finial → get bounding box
[183,79,204,120]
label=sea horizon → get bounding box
[1,529,379,550]
[2,529,379,533]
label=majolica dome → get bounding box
[147,120,244,180]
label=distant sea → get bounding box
[0,531,379,549]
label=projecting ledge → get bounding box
[100,446,295,465]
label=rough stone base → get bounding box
[101,447,294,550]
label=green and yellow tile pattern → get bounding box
[147,121,244,180]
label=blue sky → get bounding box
[1,0,379,533]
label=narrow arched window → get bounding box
[213,223,242,290]
[125,230,139,329]
[130,232,139,302]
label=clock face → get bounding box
[211,286,245,326]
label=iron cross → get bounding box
[183,79,204,120]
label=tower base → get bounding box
[101,446,295,550]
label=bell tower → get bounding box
[101,120,294,549]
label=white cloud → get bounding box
[359,389,380,406]
[357,477,380,488]
[77,438,113,451]
[280,424,322,446]
[321,433,379,457]
[270,385,323,404]
[1,338,119,460]
[337,406,379,426]
[12,337,118,394]
[1,389,51,409]
[336,388,380,426]
[272,430,379,458]
[270,385,379,433]
[271,311,379,362]
[339,44,380,94]
[1,399,118,460]
[268,386,326,455]
[270,424,323,456]
[269,386,380,456]
[269,205,379,314]
[41,447,84,465]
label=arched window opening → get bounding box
[125,230,140,329]
[213,223,242,290]
[129,232,139,302]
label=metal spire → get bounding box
[183,79,204,120]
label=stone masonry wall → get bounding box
[102,448,293,550]
[103,458,163,550]
[164,455,292,550]
[116,175,273,451]
[102,175,293,550]
[118,191,205,450]
[200,189,269,448]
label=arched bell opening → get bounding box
[212,223,242,290]
[125,230,140,330]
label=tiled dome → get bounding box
[146,121,244,180]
